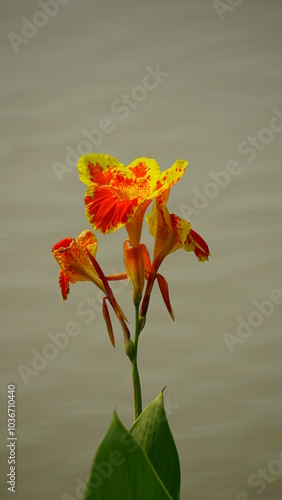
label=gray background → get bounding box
[1,1,282,499]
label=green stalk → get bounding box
[131,302,142,420]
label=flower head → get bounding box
[77,154,188,247]
[139,190,210,323]
[52,230,128,346]
[52,230,105,300]
[146,189,210,272]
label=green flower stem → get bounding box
[132,358,142,420]
[131,302,142,420]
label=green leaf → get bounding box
[84,410,173,500]
[130,391,181,500]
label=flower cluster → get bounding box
[52,154,210,345]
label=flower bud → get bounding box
[124,241,149,301]
[123,337,135,360]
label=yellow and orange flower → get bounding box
[52,230,128,346]
[52,230,105,300]
[139,189,210,323]
[77,154,188,247]
[146,189,210,272]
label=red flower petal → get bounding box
[102,297,115,347]
[52,237,73,252]
[78,154,188,237]
[85,185,138,233]
[157,273,175,321]
[59,269,70,300]
[185,229,210,262]
[52,231,105,291]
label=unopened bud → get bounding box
[123,337,135,360]
[133,287,141,306]
[140,294,150,319]
[139,316,146,332]
[124,241,146,299]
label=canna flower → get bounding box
[52,230,128,346]
[146,189,210,272]
[140,189,210,322]
[52,230,105,300]
[77,154,188,247]
[77,154,188,298]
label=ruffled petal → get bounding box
[146,188,209,270]
[78,154,188,242]
[77,154,125,186]
[151,159,188,195]
[52,231,105,290]
[128,157,161,193]
[170,213,191,252]
[85,184,138,233]
[76,229,98,257]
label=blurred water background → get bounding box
[1,1,282,499]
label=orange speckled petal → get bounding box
[170,213,191,253]
[52,232,105,290]
[79,155,188,235]
[85,184,138,234]
[77,154,125,186]
[146,201,158,239]
[76,229,98,257]
[184,228,210,262]
[52,237,79,283]
[83,158,162,234]
[52,237,89,282]
[146,190,175,265]
[127,157,161,192]
[152,159,188,195]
